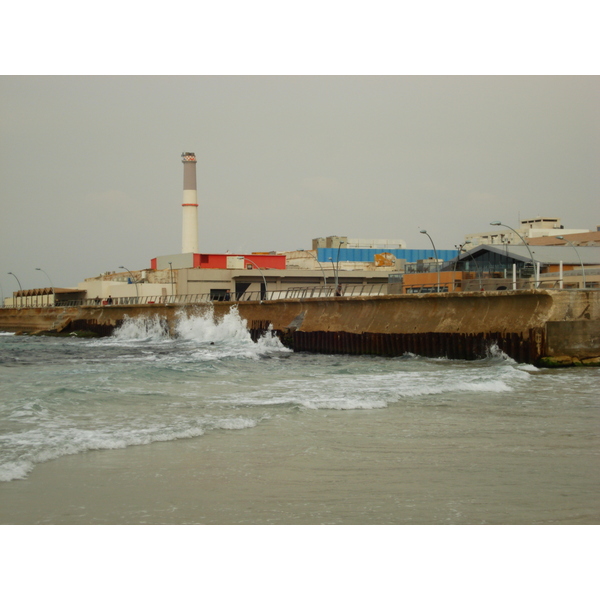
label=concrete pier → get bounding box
[1,290,599,366]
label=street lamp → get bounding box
[325,242,343,294]
[456,244,485,290]
[8,272,23,309]
[297,250,327,287]
[118,265,139,299]
[335,241,342,286]
[244,258,268,302]
[35,267,55,306]
[419,230,440,292]
[490,221,537,286]
[328,257,340,295]
[7,272,22,291]
[168,262,175,297]
[556,236,586,289]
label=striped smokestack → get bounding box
[181,152,199,254]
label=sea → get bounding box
[0,305,598,526]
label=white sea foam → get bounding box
[518,364,540,372]
[112,314,171,343]
[221,365,523,412]
[104,306,291,359]
[301,397,389,410]
[0,416,260,482]
[175,306,251,343]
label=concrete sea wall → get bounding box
[1,290,599,365]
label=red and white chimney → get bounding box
[181,152,199,254]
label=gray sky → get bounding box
[1,76,598,294]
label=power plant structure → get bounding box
[181,152,199,254]
[2,151,597,310]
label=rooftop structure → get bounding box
[313,236,407,250]
[464,217,589,249]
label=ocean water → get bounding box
[0,305,598,524]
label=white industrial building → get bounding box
[463,217,589,249]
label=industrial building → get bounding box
[389,243,600,293]
[463,217,590,249]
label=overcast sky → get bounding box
[1,75,598,294]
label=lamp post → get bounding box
[490,221,537,287]
[328,257,340,295]
[468,251,484,290]
[168,262,175,297]
[556,236,586,289]
[8,272,23,308]
[118,265,139,299]
[326,242,343,294]
[244,258,268,302]
[35,267,55,306]
[419,230,440,292]
[298,250,327,287]
[335,241,342,285]
[456,244,484,290]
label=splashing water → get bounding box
[112,314,171,343]
[106,305,290,358]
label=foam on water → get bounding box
[222,357,530,411]
[0,310,543,483]
[102,306,291,360]
[0,416,259,482]
[176,306,250,343]
[0,308,293,481]
[111,314,171,343]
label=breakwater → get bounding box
[1,290,599,365]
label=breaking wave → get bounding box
[102,306,291,358]
[0,416,259,482]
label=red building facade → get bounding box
[150,254,286,271]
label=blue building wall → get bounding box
[317,248,457,264]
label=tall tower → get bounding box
[181,152,199,254]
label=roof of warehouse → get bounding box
[457,244,600,265]
[15,287,83,297]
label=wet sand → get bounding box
[1,405,598,525]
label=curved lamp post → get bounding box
[168,262,175,297]
[118,265,139,299]
[335,241,342,286]
[244,258,268,303]
[556,236,586,289]
[8,272,23,308]
[490,221,537,286]
[35,267,55,306]
[328,257,337,286]
[419,230,440,292]
[455,244,484,291]
[298,250,327,287]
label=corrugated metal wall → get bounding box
[317,248,457,263]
